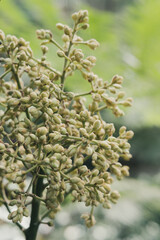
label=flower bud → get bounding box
[25,154,34,162]
[44,144,53,153]
[70,177,81,183]
[0,30,5,41]
[57,50,65,58]
[9,200,17,206]
[52,144,64,153]
[37,127,48,136]
[64,26,71,35]
[62,34,70,42]
[87,39,99,50]
[56,23,64,30]
[72,12,78,21]
[30,92,37,100]
[75,157,83,166]
[41,45,48,54]
[125,130,134,139]
[110,190,120,200]
[93,120,101,131]
[23,208,29,217]
[17,133,25,143]
[0,143,5,151]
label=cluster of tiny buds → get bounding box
[0,10,133,229]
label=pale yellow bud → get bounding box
[44,144,53,153]
[52,144,64,153]
[25,154,34,162]
[37,127,48,136]
[56,23,64,30]
[57,50,65,57]
[0,143,5,151]
[93,120,101,131]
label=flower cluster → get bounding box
[0,10,133,231]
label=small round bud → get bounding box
[44,144,53,153]
[37,127,48,136]
[72,12,78,21]
[0,143,5,151]
[57,50,65,58]
[25,154,34,162]
[56,23,64,30]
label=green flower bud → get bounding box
[44,144,53,153]
[18,145,25,155]
[37,127,48,136]
[64,26,71,35]
[8,98,20,106]
[75,157,83,166]
[56,23,64,30]
[70,177,81,183]
[17,207,23,214]
[57,50,65,57]
[52,144,64,153]
[9,200,17,206]
[0,143,5,151]
[48,221,54,226]
[110,190,120,200]
[121,166,130,176]
[103,201,111,209]
[53,114,61,124]
[12,215,20,223]
[86,146,94,156]
[87,39,99,50]
[17,133,25,143]
[41,45,48,54]
[125,130,134,139]
[23,208,29,217]
[25,154,34,162]
[0,30,5,41]
[15,176,23,184]
[93,120,101,131]
[62,34,70,42]
[72,12,78,21]
[30,92,37,100]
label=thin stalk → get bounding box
[50,39,64,51]
[96,105,107,112]
[74,91,92,98]
[11,66,30,120]
[0,68,11,80]
[61,23,77,90]
[31,56,61,76]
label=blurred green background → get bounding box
[0,0,160,239]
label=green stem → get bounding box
[24,170,44,240]
[74,91,92,98]
[96,105,107,112]
[50,39,64,51]
[61,24,77,90]
[24,145,43,240]
[11,66,30,120]
[31,56,61,76]
[38,209,51,225]
[0,68,11,80]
